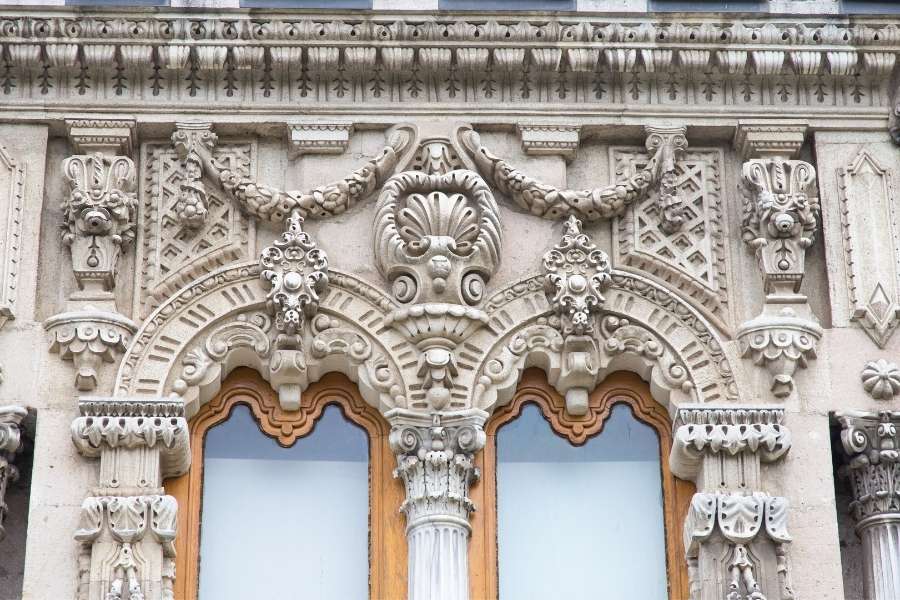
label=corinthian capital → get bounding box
[838,411,900,523]
[740,159,819,297]
[60,153,137,293]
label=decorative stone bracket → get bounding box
[837,411,900,600]
[0,405,27,541]
[288,121,353,158]
[388,409,487,600]
[171,122,217,229]
[72,397,189,600]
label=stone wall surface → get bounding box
[0,6,898,600]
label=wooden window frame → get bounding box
[168,368,407,600]
[468,369,695,600]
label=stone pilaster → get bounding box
[838,411,900,600]
[45,120,138,391]
[71,397,190,600]
[388,409,486,600]
[734,123,822,399]
[671,406,796,600]
[0,405,27,541]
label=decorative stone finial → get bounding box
[259,211,329,341]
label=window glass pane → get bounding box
[497,403,667,600]
[198,404,369,600]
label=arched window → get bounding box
[168,368,407,600]
[469,369,694,599]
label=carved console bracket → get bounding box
[838,411,900,600]
[516,124,581,161]
[288,121,354,158]
[0,405,27,541]
[48,127,140,392]
[644,125,688,233]
[72,396,189,600]
[45,309,136,392]
[736,124,822,399]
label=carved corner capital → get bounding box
[837,410,900,524]
[288,121,354,158]
[734,123,807,160]
[861,359,900,401]
[516,123,581,161]
[45,309,136,392]
[71,396,190,480]
[0,405,27,542]
[670,406,791,482]
[65,118,136,157]
[737,307,822,399]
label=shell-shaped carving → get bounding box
[397,192,480,257]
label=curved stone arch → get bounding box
[114,261,413,418]
[473,270,739,414]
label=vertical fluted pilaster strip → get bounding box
[859,516,900,600]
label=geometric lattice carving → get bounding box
[838,149,900,348]
[135,140,256,318]
[613,147,729,328]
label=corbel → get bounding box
[516,123,581,162]
[287,120,354,158]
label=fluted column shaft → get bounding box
[858,515,900,600]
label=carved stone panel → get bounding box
[0,145,24,329]
[135,140,256,318]
[611,147,729,328]
[838,149,900,347]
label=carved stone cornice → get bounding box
[0,14,896,117]
[0,405,26,541]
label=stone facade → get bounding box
[0,5,898,600]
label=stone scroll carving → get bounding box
[837,149,900,348]
[60,153,137,294]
